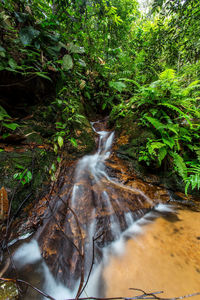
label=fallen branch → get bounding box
[63,292,200,300]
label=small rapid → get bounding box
[11,120,174,299]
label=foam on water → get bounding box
[154,203,174,213]
[13,239,41,268]
[43,263,75,300]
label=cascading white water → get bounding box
[12,120,174,300]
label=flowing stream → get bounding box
[10,120,200,299]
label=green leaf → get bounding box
[15,163,25,170]
[147,141,165,155]
[0,46,6,57]
[51,163,56,172]
[159,69,175,80]
[14,12,29,23]
[109,81,126,92]
[166,124,178,135]
[62,54,73,70]
[119,78,141,89]
[67,43,85,54]
[0,46,6,52]
[162,137,175,149]
[0,105,10,120]
[172,152,187,179]
[70,137,78,147]
[158,147,167,165]
[54,143,58,154]
[26,171,32,182]
[3,122,19,130]
[36,72,52,81]
[57,136,64,148]
[78,59,86,67]
[19,26,40,46]
[8,58,18,70]
[145,116,164,131]
[13,173,19,179]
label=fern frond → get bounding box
[147,141,166,155]
[185,168,200,195]
[194,147,200,162]
[158,146,167,166]
[119,78,141,89]
[183,80,200,96]
[144,116,165,132]
[158,103,192,125]
[166,124,179,135]
[172,152,187,180]
[159,69,175,80]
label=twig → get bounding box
[62,292,200,300]
[1,276,199,300]
[79,231,105,297]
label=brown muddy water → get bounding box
[104,209,200,299]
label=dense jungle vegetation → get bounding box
[0,0,200,211]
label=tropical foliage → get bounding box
[0,0,199,194]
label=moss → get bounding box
[0,281,18,299]
[66,116,96,157]
[0,148,55,214]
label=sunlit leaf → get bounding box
[2,122,19,130]
[70,138,78,147]
[58,136,64,148]
[62,54,73,70]
[109,81,126,92]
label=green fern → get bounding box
[147,141,166,155]
[119,78,141,89]
[144,116,165,132]
[182,80,200,96]
[185,165,200,195]
[194,147,200,162]
[158,103,192,125]
[158,146,167,166]
[171,152,187,179]
[159,69,175,80]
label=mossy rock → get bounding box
[0,281,18,299]
[0,148,55,214]
[115,121,191,193]
[67,117,96,156]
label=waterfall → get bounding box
[12,120,173,299]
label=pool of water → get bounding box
[104,209,200,299]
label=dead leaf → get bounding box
[80,80,86,90]
[48,65,58,72]
[98,57,105,65]
[0,187,9,220]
